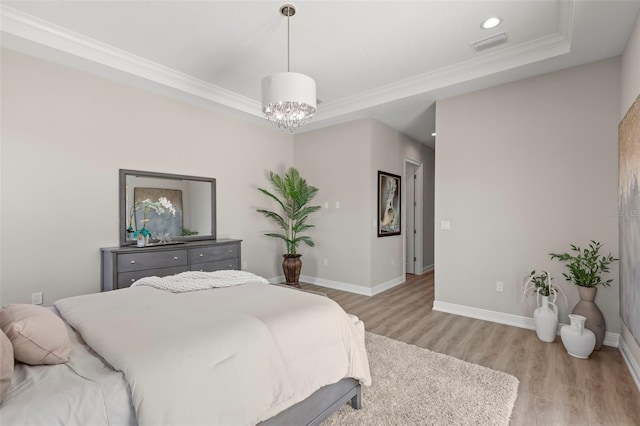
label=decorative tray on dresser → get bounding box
[100,239,242,291]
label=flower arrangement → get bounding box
[522,270,567,307]
[127,197,176,240]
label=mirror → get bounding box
[119,169,216,246]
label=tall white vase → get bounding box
[560,314,596,359]
[533,295,558,342]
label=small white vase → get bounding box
[533,295,558,342]
[560,314,596,359]
[136,235,146,247]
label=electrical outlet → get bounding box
[496,282,504,292]
[335,201,340,209]
[324,202,329,209]
[440,220,450,230]
[323,258,328,266]
[32,292,43,305]
[242,261,248,270]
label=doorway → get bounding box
[403,158,423,275]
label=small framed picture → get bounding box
[377,171,401,237]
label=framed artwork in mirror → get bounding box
[120,169,216,246]
[377,171,401,237]
[133,188,184,238]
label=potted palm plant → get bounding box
[550,240,617,350]
[257,167,321,287]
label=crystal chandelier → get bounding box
[261,4,316,131]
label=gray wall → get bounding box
[294,118,428,292]
[293,120,373,289]
[422,145,435,270]
[0,49,294,305]
[0,48,433,305]
[435,57,621,331]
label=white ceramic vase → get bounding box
[560,314,596,359]
[136,235,146,247]
[533,294,558,342]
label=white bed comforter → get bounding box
[54,282,371,426]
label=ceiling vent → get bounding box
[470,33,509,52]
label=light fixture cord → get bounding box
[287,10,290,72]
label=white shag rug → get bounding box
[324,332,519,426]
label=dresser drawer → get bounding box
[191,258,239,272]
[117,249,187,272]
[189,243,239,264]
[117,265,188,288]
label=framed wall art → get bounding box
[619,94,640,348]
[378,171,401,237]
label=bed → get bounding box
[0,273,371,425]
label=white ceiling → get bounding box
[2,1,639,147]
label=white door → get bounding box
[406,165,416,274]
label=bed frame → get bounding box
[259,378,361,426]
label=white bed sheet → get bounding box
[0,308,136,426]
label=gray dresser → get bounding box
[100,239,242,291]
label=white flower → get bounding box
[158,197,177,216]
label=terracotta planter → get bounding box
[572,286,606,350]
[282,254,302,288]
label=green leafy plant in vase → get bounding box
[550,240,618,350]
[257,167,321,287]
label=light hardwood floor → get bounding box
[303,272,640,426]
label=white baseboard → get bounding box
[266,275,284,284]
[371,276,405,296]
[432,300,620,348]
[620,336,640,392]
[299,275,405,297]
[422,264,434,273]
[299,275,372,296]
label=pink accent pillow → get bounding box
[0,304,70,365]
[0,329,13,402]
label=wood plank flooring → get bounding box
[303,272,640,425]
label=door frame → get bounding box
[402,157,424,276]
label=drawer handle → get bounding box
[199,253,204,257]
[229,264,233,268]
[131,279,136,283]
[228,250,233,253]
[173,256,178,260]
[199,269,204,272]
[131,260,135,264]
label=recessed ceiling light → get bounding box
[481,17,501,30]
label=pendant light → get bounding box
[261,4,316,131]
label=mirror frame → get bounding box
[119,169,216,246]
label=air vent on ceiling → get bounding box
[470,32,509,52]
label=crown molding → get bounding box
[1,1,574,123]
[0,5,263,117]
[314,0,574,121]
[316,33,571,121]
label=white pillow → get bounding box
[0,304,70,365]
